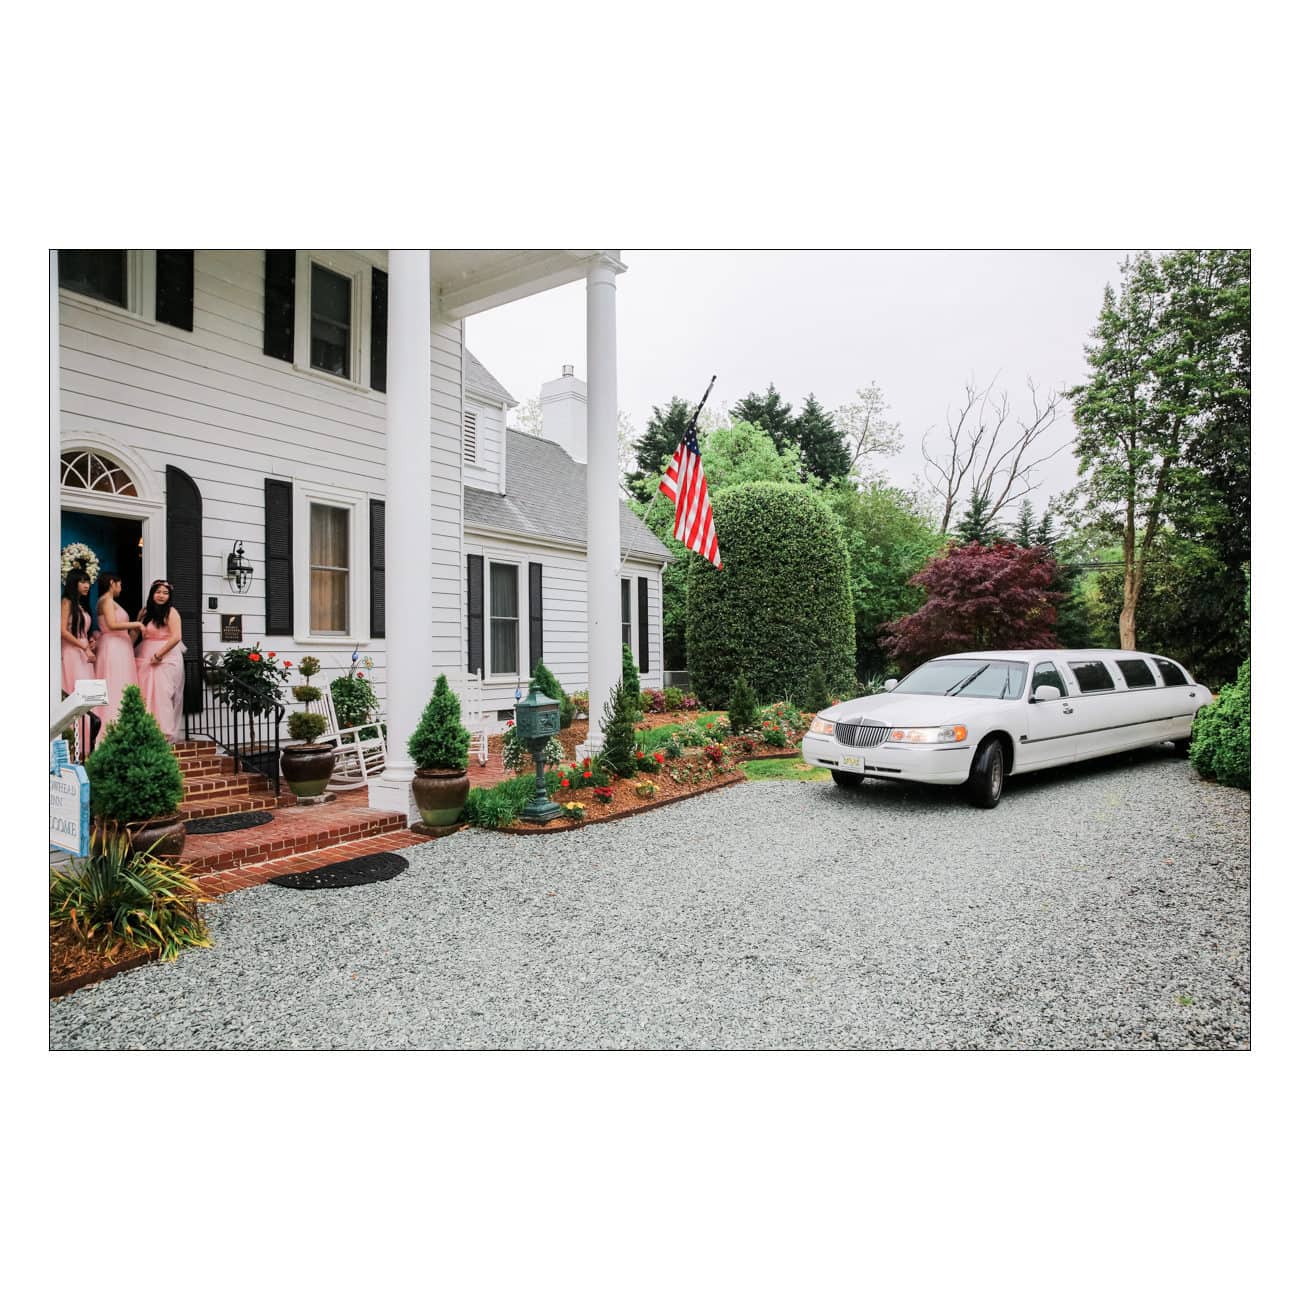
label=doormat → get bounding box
[185,811,275,835]
[267,852,409,890]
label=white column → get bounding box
[581,256,622,753]
[369,251,433,817]
[51,253,62,717]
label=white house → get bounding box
[461,353,670,727]
[49,249,635,817]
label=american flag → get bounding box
[659,426,722,568]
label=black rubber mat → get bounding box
[185,811,275,835]
[267,852,409,890]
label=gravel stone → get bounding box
[49,747,1250,1049]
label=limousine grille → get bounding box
[835,720,891,749]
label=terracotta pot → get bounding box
[412,767,470,826]
[281,743,337,798]
[127,814,187,862]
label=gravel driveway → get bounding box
[49,748,1250,1050]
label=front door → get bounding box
[60,509,144,627]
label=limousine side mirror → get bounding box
[883,679,898,691]
[1031,684,1061,703]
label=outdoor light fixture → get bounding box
[226,541,254,593]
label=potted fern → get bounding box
[281,659,335,799]
[84,685,187,860]
[408,674,471,826]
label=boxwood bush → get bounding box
[685,482,855,707]
[83,685,183,825]
[1189,659,1250,789]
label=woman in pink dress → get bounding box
[135,579,185,742]
[60,570,97,755]
[94,572,142,734]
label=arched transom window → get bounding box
[60,450,138,497]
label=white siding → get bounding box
[57,249,464,709]
[461,396,505,494]
[464,531,665,728]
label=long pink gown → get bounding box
[136,618,184,742]
[94,599,139,733]
[61,605,96,756]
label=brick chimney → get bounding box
[540,363,587,464]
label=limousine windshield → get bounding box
[893,659,1028,699]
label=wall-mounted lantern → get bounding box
[225,541,254,594]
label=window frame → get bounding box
[621,578,632,649]
[291,250,381,392]
[1116,657,1158,690]
[1031,661,1069,698]
[57,250,166,328]
[1068,659,1118,694]
[1153,657,1190,687]
[487,558,522,679]
[292,479,371,646]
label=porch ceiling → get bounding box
[428,249,624,319]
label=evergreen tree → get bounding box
[1033,509,1058,551]
[597,681,640,779]
[799,665,831,714]
[621,640,642,719]
[626,397,692,502]
[1013,500,1036,548]
[727,673,758,734]
[792,393,851,484]
[955,490,1005,545]
[529,659,574,728]
[730,384,796,454]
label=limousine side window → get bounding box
[1117,658,1157,689]
[1069,660,1116,693]
[1153,657,1189,687]
[1031,662,1069,697]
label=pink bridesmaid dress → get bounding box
[136,619,184,742]
[94,599,140,732]
[61,605,96,756]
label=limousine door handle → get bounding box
[1061,704,1074,714]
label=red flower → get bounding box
[267,652,275,659]
[561,778,570,788]
[249,652,261,662]
[283,661,292,669]
[654,752,665,763]
[636,750,644,759]
[356,672,364,678]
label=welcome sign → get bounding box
[50,741,90,856]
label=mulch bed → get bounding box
[50,925,158,999]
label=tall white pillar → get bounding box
[583,255,623,752]
[369,251,433,817]
[51,253,62,717]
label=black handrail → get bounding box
[183,659,285,796]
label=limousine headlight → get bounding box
[809,715,835,736]
[889,725,968,744]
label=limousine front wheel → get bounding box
[965,739,1005,809]
[831,770,865,789]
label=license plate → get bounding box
[840,755,863,772]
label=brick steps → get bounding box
[182,791,279,818]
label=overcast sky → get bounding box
[466,249,1140,519]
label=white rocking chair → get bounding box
[312,690,388,791]
[448,669,489,767]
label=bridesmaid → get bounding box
[94,572,142,733]
[135,579,185,742]
[59,570,97,755]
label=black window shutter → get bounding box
[264,478,293,635]
[165,466,203,713]
[370,268,388,392]
[263,250,295,362]
[528,563,544,672]
[467,555,484,677]
[155,250,194,331]
[369,499,385,639]
[638,576,650,673]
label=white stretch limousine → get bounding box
[801,649,1213,808]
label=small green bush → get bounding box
[665,734,684,760]
[331,673,379,730]
[408,674,470,771]
[530,659,575,728]
[502,725,565,773]
[462,770,563,828]
[287,711,329,743]
[727,673,758,734]
[291,684,322,703]
[664,686,685,711]
[622,642,642,718]
[598,680,641,778]
[800,665,831,714]
[1190,659,1250,789]
[297,655,321,680]
[83,686,183,824]
[50,829,211,961]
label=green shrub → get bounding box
[287,711,329,743]
[598,680,640,778]
[800,665,831,714]
[297,655,321,680]
[727,673,758,734]
[83,686,183,824]
[408,674,471,771]
[291,684,322,703]
[1190,659,1250,789]
[665,734,684,760]
[50,828,211,961]
[331,672,379,730]
[462,770,563,828]
[686,482,855,707]
[622,642,642,717]
[664,686,685,711]
[529,659,575,728]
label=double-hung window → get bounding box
[309,504,350,634]
[310,264,352,379]
[490,562,519,676]
[58,250,194,329]
[291,480,369,644]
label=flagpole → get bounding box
[685,375,716,438]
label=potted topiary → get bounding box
[83,684,187,860]
[281,661,336,798]
[408,674,471,826]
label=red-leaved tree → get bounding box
[881,542,1063,671]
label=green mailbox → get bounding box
[516,687,563,823]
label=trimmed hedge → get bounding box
[685,482,855,707]
[1190,659,1250,789]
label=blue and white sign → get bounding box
[50,741,90,856]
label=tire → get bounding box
[964,738,1006,808]
[831,769,865,789]
[1172,736,1191,757]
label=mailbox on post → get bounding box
[516,687,563,823]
